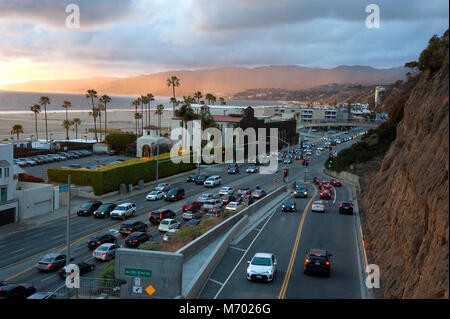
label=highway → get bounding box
[0,127,366,297]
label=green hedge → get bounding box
[47,152,196,196]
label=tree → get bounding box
[61,120,73,139]
[219,97,226,105]
[175,103,197,149]
[99,94,111,137]
[194,91,203,104]
[417,33,449,73]
[73,118,81,140]
[11,124,24,140]
[132,99,141,136]
[146,93,155,126]
[97,102,105,141]
[205,93,216,105]
[155,104,164,136]
[134,112,142,136]
[39,96,50,142]
[199,109,217,130]
[61,100,72,139]
[85,89,98,141]
[167,76,180,115]
[104,132,137,153]
[30,104,41,140]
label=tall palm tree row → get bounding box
[39,96,50,142]
[72,118,81,140]
[146,93,155,126]
[85,89,99,142]
[166,76,180,116]
[61,100,72,140]
[99,94,111,137]
[132,98,141,136]
[30,104,41,140]
[11,124,24,140]
[155,104,164,136]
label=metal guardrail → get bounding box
[49,277,123,299]
[298,119,384,127]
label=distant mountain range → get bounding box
[0,65,407,96]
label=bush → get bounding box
[47,152,196,195]
[104,132,137,153]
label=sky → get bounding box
[0,0,448,85]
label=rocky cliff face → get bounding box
[361,39,449,298]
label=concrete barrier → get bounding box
[183,215,249,299]
[177,185,287,261]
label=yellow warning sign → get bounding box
[145,284,156,296]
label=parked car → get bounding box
[194,175,209,185]
[146,190,165,201]
[93,243,121,261]
[225,201,245,212]
[158,218,180,232]
[110,203,136,220]
[149,209,176,224]
[58,262,95,279]
[281,200,296,212]
[119,220,147,236]
[124,232,151,248]
[155,183,171,192]
[164,187,185,201]
[0,283,36,299]
[87,233,117,250]
[246,252,277,282]
[182,209,203,220]
[311,200,325,213]
[203,175,222,187]
[187,174,199,182]
[93,203,117,218]
[183,219,201,228]
[163,229,180,241]
[36,253,74,272]
[304,249,332,277]
[339,202,354,215]
[219,186,234,196]
[77,201,103,216]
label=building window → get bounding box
[4,167,9,178]
[0,168,2,178]
[0,187,6,202]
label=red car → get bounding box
[331,179,343,187]
[182,201,202,212]
[320,189,332,199]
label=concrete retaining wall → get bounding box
[323,168,360,196]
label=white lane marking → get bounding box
[40,275,56,282]
[229,246,246,252]
[11,248,25,254]
[213,208,277,299]
[332,186,337,204]
[209,278,224,286]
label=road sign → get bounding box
[274,178,279,185]
[133,286,142,294]
[134,277,141,286]
[145,285,156,296]
[59,184,69,193]
[125,268,152,278]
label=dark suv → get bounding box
[339,202,354,215]
[227,163,239,174]
[149,209,176,224]
[87,233,117,250]
[77,201,103,216]
[119,220,148,236]
[164,187,185,201]
[304,249,332,277]
[93,203,117,218]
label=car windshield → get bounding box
[97,246,110,251]
[284,201,293,205]
[342,203,351,207]
[160,220,169,225]
[98,205,110,211]
[157,184,167,188]
[309,256,326,262]
[205,200,216,205]
[296,186,305,191]
[81,203,92,209]
[228,203,236,207]
[116,206,126,210]
[149,191,159,195]
[251,257,272,266]
[40,255,55,262]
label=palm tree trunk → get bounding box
[91,97,98,142]
[34,114,38,140]
[44,105,48,142]
[172,85,176,115]
[75,125,78,139]
[141,103,144,136]
[65,108,69,140]
[99,113,102,141]
[104,103,107,137]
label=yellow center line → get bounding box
[278,185,317,299]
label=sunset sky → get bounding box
[0,0,448,85]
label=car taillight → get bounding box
[133,240,138,242]
[340,203,343,207]
[351,204,354,208]
[102,253,107,256]
[305,259,310,263]
[325,261,330,266]
[97,241,101,244]
[48,263,53,266]
[129,228,133,231]
[320,193,323,195]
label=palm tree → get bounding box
[166,76,180,115]
[61,100,72,139]
[219,97,226,105]
[61,120,73,139]
[30,104,41,140]
[175,103,197,149]
[85,89,98,141]
[194,91,203,104]
[97,102,105,141]
[73,118,81,140]
[146,93,155,127]
[39,96,50,142]
[99,94,111,137]
[134,112,142,136]
[155,104,164,136]
[11,124,24,140]
[89,106,100,141]
[132,99,141,136]
[205,93,216,105]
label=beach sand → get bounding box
[0,109,174,141]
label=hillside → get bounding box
[0,65,407,96]
[358,31,449,298]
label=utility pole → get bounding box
[66,174,71,266]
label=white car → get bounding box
[155,183,171,192]
[247,252,277,282]
[202,199,223,211]
[158,218,180,232]
[225,201,245,212]
[311,200,325,213]
[246,166,259,173]
[146,190,164,201]
[110,203,136,220]
[196,193,216,203]
[203,176,222,187]
[92,243,121,261]
[219,187,234,196]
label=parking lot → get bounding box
[22,154,132,180]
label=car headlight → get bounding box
[294,191,297,194]
[267,269,272,275]
[247,267,252,273]
[304,192,308,195]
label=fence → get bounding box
[49,277,124,299]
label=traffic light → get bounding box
[329,145,332,150]
[302,159,305,166]
[284,168,288,177]
[329,154,333,160]
[306,160,310,166]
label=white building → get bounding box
[0,142,19,226]
[136,125,168,157]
